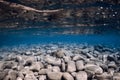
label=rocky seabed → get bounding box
[0,44,120,80]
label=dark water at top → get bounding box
[0,25,120,48]
[0,1,120,49]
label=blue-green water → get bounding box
[0,26,120,48]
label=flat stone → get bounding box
[30,62,44,72]
[24,56,35,66]
[113,73,120,80]
[24,71,37,80]
[4,70,17,80]
[85,64,103,75]
[39,75,47,80]
[95,72,112,80]
[16,77,23,80]
[63,56,71,63]
[67,61,76,72]
[25,51,32,55]
[0,71,8,80]
[2,61,17,69]
[15,55,23,63]
[56,49,65,58]
[45,56,61,66]
[76,60,84,71]
[17,72,24,79]
[108,61,117,69]
[71,72,77,77]
[63,72,74,80]
[73,55,81,61]
[52,66,60,72]
[38,69,51,75]
[61,61,66,72]
[75,71,88,80]
[47,72,62,80]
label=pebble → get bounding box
[45,56,61,66]
[85,64,103,74]
[47,72,62,80]
[113,73,120,80]
[56,49,65,58]
[76,60,84,71]
[75,71,87,80]
[63,72,74,80]
[0,44,119,80]
[67,61,76,72]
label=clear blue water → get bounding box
[0,26,120,48]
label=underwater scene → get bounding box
[0,0,120,80]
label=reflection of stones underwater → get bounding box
[0,0,120,28]
[0,43,120,80]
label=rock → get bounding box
[113,73,120,80]
[100,64,108,72]
[56,49,65,58]
[30,62,44,72]
[2,61,17,69]
[102,54,108,63]
[52,66,60,72]
[63,56,71,63]
[82,48,89,53]
[71,72,77,77]
[47,65,53,70]
[95,72,112,80]
[86,52,95,59]
[47,72,62,80]
[67,61,76,72]
[39,75,47,80]
[0,61,4,70]
[85,64,103,75]
[25,51,32,55]
[63,72,74,80]
[108,68,115,76]
[108,61,117,69]
[34,72,39,77]
[24,71,37,80]
[47,50,52,54]
[76,60,84,71]
[15,55,23,63]
[16,77,23,80]
[24,56,35,66]
[4,70,17,80]
[0,71,8,80]
[61,61,66,72]
[4,54,16,61]
[20,68,31,75]
[17,65,24,71]
[107,55,117,62]
[75,71,88,80]
[38,69,51,75]
[45,55,61,66]
[17,72,24,79]
[73,55,82,61]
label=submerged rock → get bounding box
[55,49,65,58]
[30,62,44,72]
[95,72,112,80]
[45,55,61,66]
[76,60,84,71]
[39,75,47,80]
[113,73,120,80]
[67,61,76,72]
[47,72,62,80]
[85,64,103,75]
[63,72,74,80]
[75,71,88,80]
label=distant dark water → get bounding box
[0,25,120,48]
